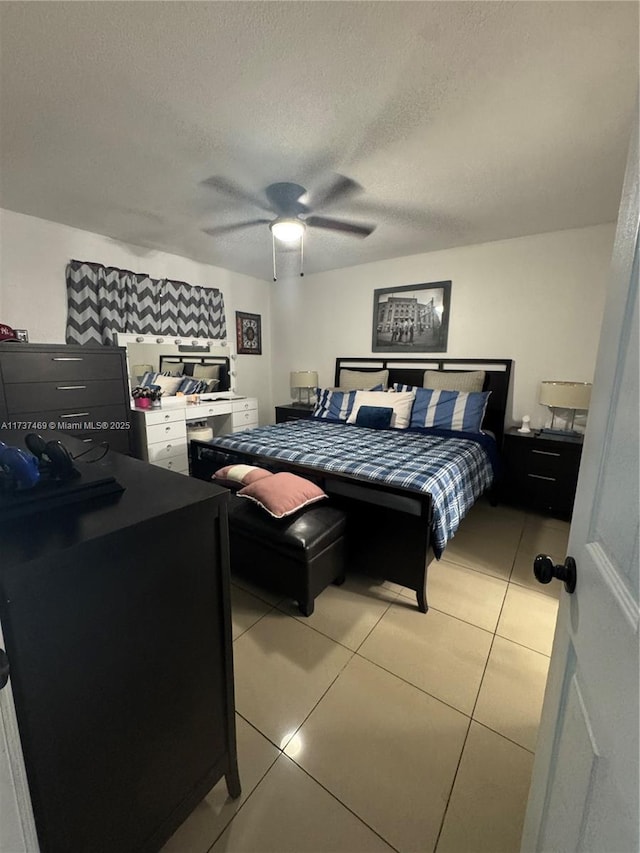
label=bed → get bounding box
[190,357,513,612]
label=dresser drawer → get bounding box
[232,398,257,414]
[1,351,124,384]
[2,403,130,431]
[146,439,188,464]
[509,441,580,481]
[186,401,232,419]
[5,379,125,413]
[146,420,187,444]
[232,410,258,430]
[143,407,187,426]
[75,429,132,456]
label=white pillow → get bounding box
[346,390,415,430]
[152,374,185,396]
[338,368,389,390]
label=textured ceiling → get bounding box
[0,1,637,281]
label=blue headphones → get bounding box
[0,434,80,491]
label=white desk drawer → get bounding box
[232,410,258,429]
[146,420,186,444]
[232,425,256,434]
[143,408,185,426]
[152,457,189,475]
[147,439,188,463]
[232,398,257,414]
[186,401,232,419]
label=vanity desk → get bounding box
[115,333,258,476]
[132,395,259,475]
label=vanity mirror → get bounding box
[115,333,234,397]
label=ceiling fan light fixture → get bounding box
[270,218,306,243]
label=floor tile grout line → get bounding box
[433,595,508,853]
[203,748,283,853]
[282,754,402,853]
[231,602,279,643]
[352,650,477,721]
[352,594,401,654]
[277,647,358,753]
[472,719,537,755]
[390,596,501,636]
[432,714,474,853]
[493,629,553,659]
[270,591,400,654]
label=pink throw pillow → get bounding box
[237,472,327,518]
[213,464,273,487]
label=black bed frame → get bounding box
[190,357,513,613]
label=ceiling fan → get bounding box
[200,175,376,280]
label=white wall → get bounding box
[0,210,615,429]
[271,225,614,428]
[0,209,273,424]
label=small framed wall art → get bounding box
[236,311,262,355]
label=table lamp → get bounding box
[290,370,318,406]
[539,381,592,435]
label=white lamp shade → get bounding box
[539,381,592,410]
[290,370,318,389]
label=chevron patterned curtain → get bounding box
[66,261,226,345]
[160,279,226,339]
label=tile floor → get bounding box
[163,501,568,853]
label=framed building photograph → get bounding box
[236,311,262,355]
[372,281,452,353]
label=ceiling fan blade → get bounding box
[200,176,271,211]
[305,216,375,238]
[265,182,308,216]
[202,219,271,236]
[311,174,363,210]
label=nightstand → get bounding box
[275,403,315,423]
[502,428,583,518]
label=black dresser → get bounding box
[0,342,133,454]
[502,428,583,518]
[0,433,240,852]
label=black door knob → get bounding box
[0,648,9,690]
[534,554,577,594]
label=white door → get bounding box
[521,123,639,850]
[0,618,39,853]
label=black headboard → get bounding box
[334,357,513,447]
[159,354,231,391]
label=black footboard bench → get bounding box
[190,441,435,613]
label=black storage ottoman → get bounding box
[227,494,347,616]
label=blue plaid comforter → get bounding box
[211,420,495,557]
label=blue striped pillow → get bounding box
[140,371,160,387]
[394,383,490,432]
[312,388,357,422]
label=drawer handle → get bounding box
[164,414,171,420]
[165,426,171,432]
[81,438,94,443]
[60,412,90,418]
[52,357,83,362]
[165,444,172,450]
[528,473,557,482]
[57,385,86,391]
[532,450,561,457]
[167,460,174,468]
